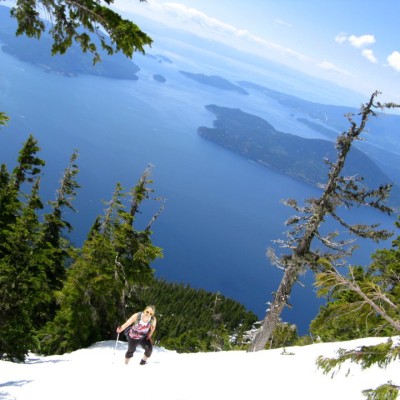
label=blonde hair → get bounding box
[145,305,156,313]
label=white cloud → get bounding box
[362,49,378,63]
[112,1,311,63]
[335,33,348,44]
[156,2,311,63]
[112,0,314,68]
[335,33,376,48]
[318,61,351,75]
[387,51,400,72]
[348,34,376,48]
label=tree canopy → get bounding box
[4,0,152,63]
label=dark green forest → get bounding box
[0,133,262,360]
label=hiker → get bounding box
[116,305,157,365]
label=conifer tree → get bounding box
[13,134,45,190]
[248,92,399,352]
[0,164,18,254]
[314,217,400,399]
[41,150,80,291]
[0,178,47,360]
[0,135,45,254]
[39,167,163,354]
[7,0,152,63]
[0,135,48,360]
[31,150,80,329]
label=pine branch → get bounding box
[316,338,400,374]
[324,266,400,332]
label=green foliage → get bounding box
[9,0,153,63]
[266,322,298,349]
[0,179,47,360]
[295,334,318,346]
[0,136,79,359]
[317,339,399,374]
[13,134,45,189]
[362,381,399,400]
[0,112,9,126]
[311,267,388,341]
[39,171,163,355]
[311,217,400,341]
[316,339,400,399]
[313,217,400,399]
[138,280,258,352]
[0,135,49,360]
[0,164,19,252]
[40,150,80,289]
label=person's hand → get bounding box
[146,334,152,343]
[116,326,122,333]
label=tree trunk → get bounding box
[247,263,300,351]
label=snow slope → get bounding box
[1,337,399,400]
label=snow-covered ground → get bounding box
[1,337,399,400]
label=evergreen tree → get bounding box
[0,136,49,360]
[0,164,18,254]
[248,92,399,352]
[12,134,45,190]
[7,0,153,63]
[314,217,400,398]
[0,178,47,360]
[313,217,400,338]
[31,151,80,329]
[39,167,163,354]
[0,135,45,256]
[41,150,80,291]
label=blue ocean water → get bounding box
[0,48,395,334]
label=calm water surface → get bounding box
[0,50,395,333]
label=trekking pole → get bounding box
[112,332,120,363]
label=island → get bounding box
[180,71,248,95]
[198,104,397,198]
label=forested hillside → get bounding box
[139,279,258,352]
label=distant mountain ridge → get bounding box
[198,104,400,203]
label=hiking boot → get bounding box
[140,359,147,365]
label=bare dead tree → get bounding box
[248,91,399,352]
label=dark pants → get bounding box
[125,336,153,359]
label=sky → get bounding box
[1,336,399,400]
[111,0,400,104]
